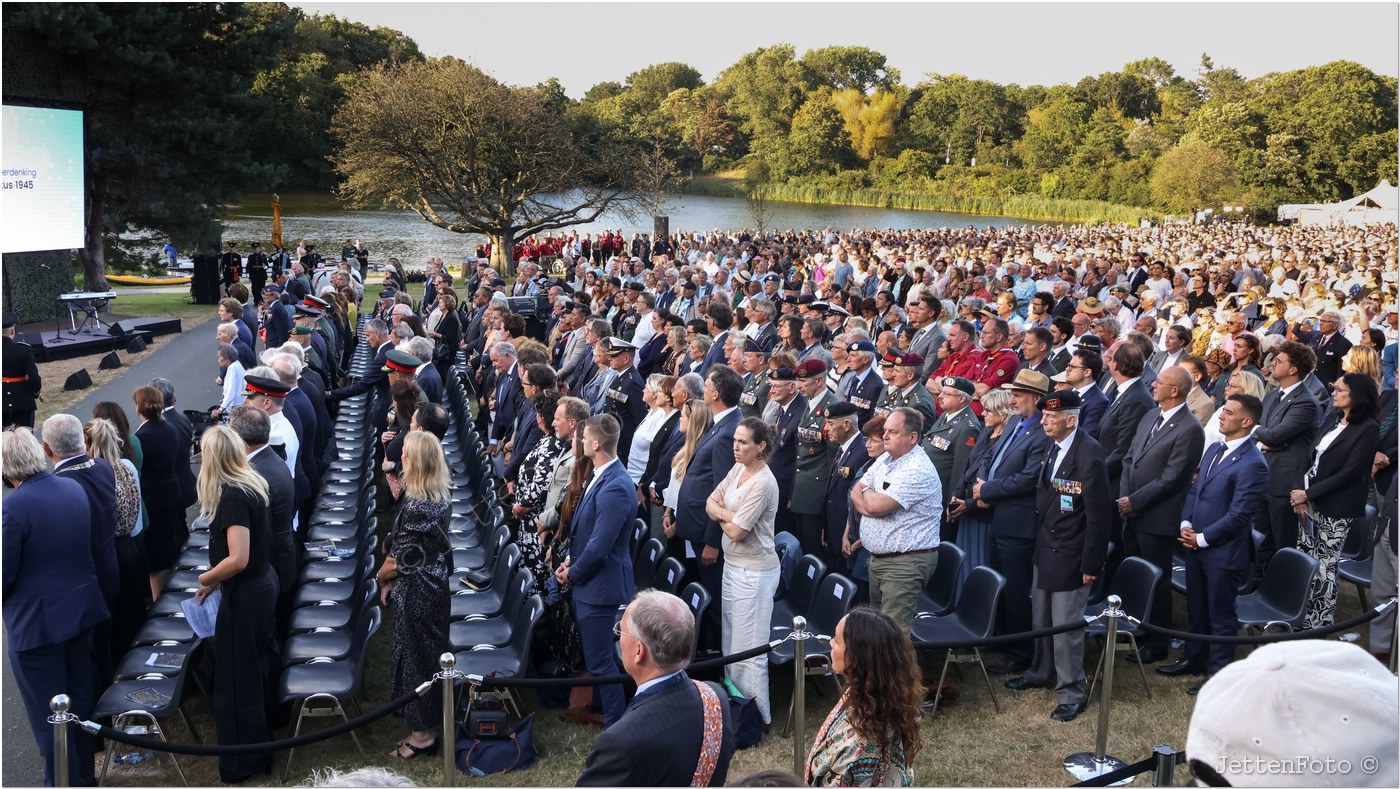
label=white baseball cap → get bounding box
[1186,640,1397,787]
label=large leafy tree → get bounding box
[800,46,900,93]
[3,2,292,288]
[334,58,672,273]
[248,7,423,187]
[1150,139,1242,213]
[714,45,809,160]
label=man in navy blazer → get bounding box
[577,590,734,786]
[696,303,735,378]
[822,403,870,569]
[1252,341,1321,569]
[41,414,120,610]
[557,415,637,728]
[1052,349,1109,438]
[766,367,806,536]
[406,337,445,405]
[1163,394,1269,688]
[3,428,109,786]
[676,367,743,639]
[327,319,395,433]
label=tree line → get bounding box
[3,3,1395,286]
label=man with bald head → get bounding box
[1116,366,1206,663]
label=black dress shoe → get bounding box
[1124,647,1167,664]
[1186,681,1205,696]
[1155,659,1207,677]
[1004,676,1052,691]
[1050,702,1087,722]
[985,659,1030,676]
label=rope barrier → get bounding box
[911,615,1094,650]
[465,638,783,689]
[1071,755,1155,786]
[1134,598,1393,645]
[78,686,428,757]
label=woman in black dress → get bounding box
[132,385,184,600]
[192,426,277,783]
[377,431,451,759]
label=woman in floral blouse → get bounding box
[806,607,923,787]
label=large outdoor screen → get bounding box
[1,104,85,253]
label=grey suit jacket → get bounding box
[909,324,946,379]
[1119,406,1206,536]
[1096,378,1155,483]
[1254,384,1321,496]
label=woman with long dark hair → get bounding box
[1289,372,1381,629]
[806,606,923,786]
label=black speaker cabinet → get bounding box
[64,369,93,390]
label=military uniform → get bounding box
[615,308,642,342]
[924,404,983,512]
[738,369,771,420]
[839,368,885,426]
[603,365,646,466]
[790,389,835,554]
[2,333,42,428]
[874,383,939,440]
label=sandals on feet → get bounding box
[390,738,440,759]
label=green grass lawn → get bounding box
[109,290,216,323]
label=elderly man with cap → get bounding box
[971,369,1053,674]
[926,376,984,537]
[766,366,805,537]
[294,301,337,386]
[822,401,870,568]
[600,337,647,466]
[837,339,885,425]
[850,406,942,628]
[790,359,836,555]
[288,325,330,389]
[304,295,342,377]
[2,313,42,428]
[1002,389,1110,723]
[737,337,772,420]
[873,353,938,439]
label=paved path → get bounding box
[2,315,223,786]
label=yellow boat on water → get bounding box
[108,273,193,286]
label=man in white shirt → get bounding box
[212,345,246,421]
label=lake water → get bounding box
[220,191,1032,266]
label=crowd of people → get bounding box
[4,216,1398,786]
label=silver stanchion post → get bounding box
[1151,744,1182,786]
[1064,595,1130,784]
[49,694,73,788]
[791,615,810,778]
[438,653,460,788]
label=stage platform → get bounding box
[16,313,183,362]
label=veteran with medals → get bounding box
[601,337,647,466]
[790,359,835,556]
[737,337,772,420]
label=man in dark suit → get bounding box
[41,414,120,610]
[327,319,394,433]
[1310,310,1352,390]
[822,402,869,569]
[230,406,298,633]
[791,360,836,556]
[1096,343,1155,497]
[271,355,326,480]
[557,415,636,728]
[1253,341,1321,569]
[578,590,735,786]
[696,303,735,378]
[2,427,109,786]
[1052,349,1110,438]
[972,369,1052,672]
[838,341,885,425]
[748,299,779,353]
[1162,394,1269,690]
[405,337,445,406]
[1004,391,1111,722]
[1116,367,1206,663]
[600,338,647,466]
[151,378,199,513]
[676,366,743,639]
[3,314,42,428]
[766,367,806,537]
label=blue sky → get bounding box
[294,1,1399,96]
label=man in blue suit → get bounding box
[696,302,735,378]
[4,427,109,786]
[557,415,637,728]
[676,366,743,641]
[1051,349,1109,438]
[1161,394,1270,692]
[327,318,394,433]
[405,337,445,406]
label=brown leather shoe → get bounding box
[923,680,961,701]
[560,708,604,728]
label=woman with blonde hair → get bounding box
[84,417,150,663]
[1200,368,1268,452]
[378,430,451,760]
[660,400,714,557]
[192,425,277,783]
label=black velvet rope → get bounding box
[1132,600,1389,645]
[911,615,1093,650]
[465,638,782,688]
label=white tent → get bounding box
[1283,180,1399,226]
